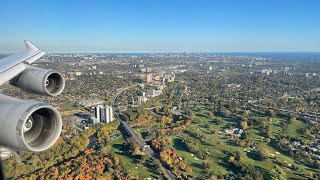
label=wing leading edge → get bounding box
[0,41,45,85]
[0,41,45,74]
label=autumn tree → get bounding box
[240,121,248,129]
[270,165,286,180]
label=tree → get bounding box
[235,150,242,161]
[134,146,141,155]
[228,156,235,163]
[222,109,231,117]
[240,121,248,129]
[161,116,173,126]
[260,120,269,129]
[304,129,312,140]
[270,165,286,180]
[206,111,214,118]
[236,140,246,147]
[113,156,120,166]
[139,155,147,165]
[306,172,314,178]
[208,174,218,180]
[253,148,269,161]
[264,125,272,138]
[201,161,211,172]
[244,110,251,117]
[137,117,148,125]
[186,166,192,173]
[287,117,295,124]
[265,109,275,117]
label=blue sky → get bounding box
[0,0,320,53]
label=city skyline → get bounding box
[1,0,320,53]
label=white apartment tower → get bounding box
[94,105,114,124]
[94,105,102,122]
[108,106,113,123]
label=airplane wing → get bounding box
[0,41,45,86]
[0,41,64,152]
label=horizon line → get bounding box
[2,51,320,55]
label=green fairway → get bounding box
[166,107,313,179]
[109,135,158,179]
[285,119,308,139]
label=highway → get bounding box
[112,84,176,180]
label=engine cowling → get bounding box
[11,65,65,96]
[0,94,62,152]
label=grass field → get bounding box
[285,119,308,139]
[167,107,315,179]
[109,135,158,179]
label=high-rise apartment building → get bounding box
[93,105,114,124]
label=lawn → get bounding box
[166,108,311,179]
[169,135,229,179]
[181,130,275,177]
[252,116,308,140]
[109,135,158,179]
[60,102,77,112]
[285,119,308,139]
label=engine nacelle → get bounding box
[0,94,62,152]
[11,65,65,96]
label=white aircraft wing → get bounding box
[0,41,45,85]
[0,41,64,153]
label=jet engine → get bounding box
[11,65,65,96]
[0,94,62,152]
